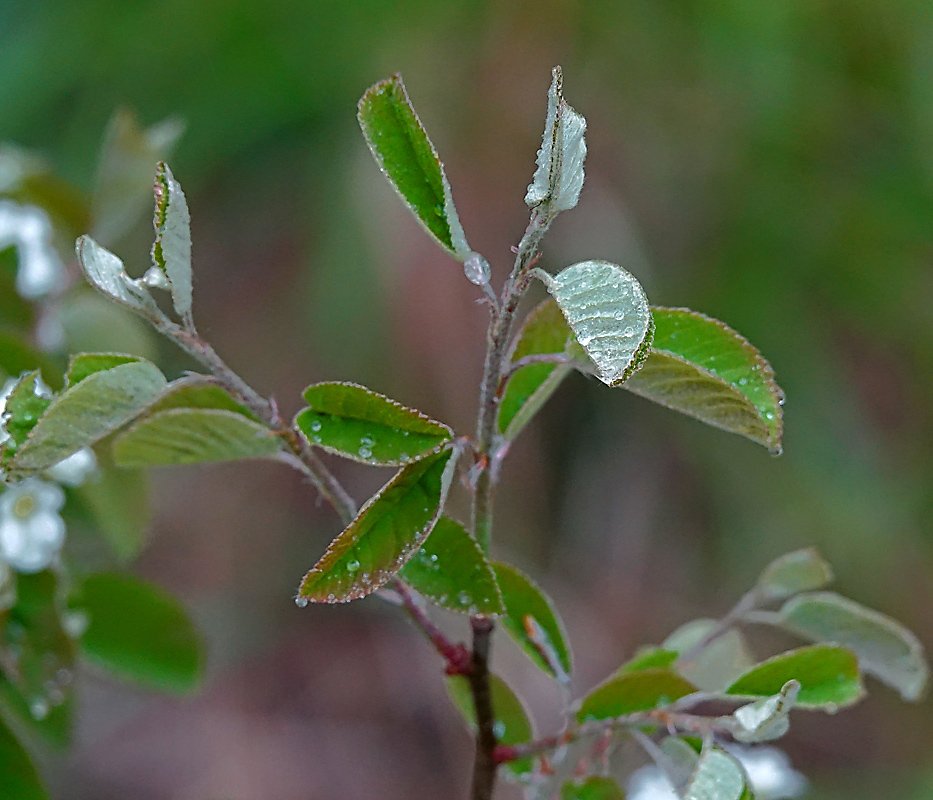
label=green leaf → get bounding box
[729,679,800,743]
[358,75,471,260]
[684,748,747,800]
[400,517,503,615]
[561,776,626,800]
[296,382,452,466]
[535,261,652,387]
[0,331,63,391]
[525,66,587,213]
[150,162,193,323]
[0,715,48,800]
[774,591,928,702]
[617,647,679,674]
[298,447,458,603]
[10,360,168,473]
[499,298,576,439]
[446,673,534,775]
[75,235,161,320]
[577,669,698,722]
[623,308,784,453]
[664,619,755,692]
[726,644,864,709]
[113,408,281,467]
[77,572,204,693]
[74,457,151,561]
[65,353,140,388]
[494,562,572,680]
[2,372,51,449]
[756,549,834,601]
[92,109,184,245]
[146,377,257,419]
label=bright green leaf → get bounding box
[113,408,281,466]
[77,572,204,693]
[2,372,51,449]
[775,592,928,702]
[561,776,626,800]
[577,668,697,722]
[617,647,679,674]
[400,516,503,615]
[494,562,572,680]
[150,162,193,323]
[726,644,864,709]
[535,260,652,387]
[298,447,458,603]
[358,75,470,259]
[11,360,167,473]
[296,382,452,466]
[447,673,534,775]
[499,298,576,439]
[65,353,140,388]
[684,748,746,800]
[0,715,48,800]
[624,308,784,453]
[665,619,755,692]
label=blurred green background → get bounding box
[3,0,932,797]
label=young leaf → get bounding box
[65,352,140,388]
[535,260,652,387]
[525,66,587,214]
[77,572,204,693]
[150,162,193,323]
[684,748,747,800]
[10,360,168,473]
[577,668,697,722]
[725,644,864,709]
[92,109,184,246]
[623,308,784,453]
[617,646,680,674]
[145,377,257,419]
[0,716,48,800]
[446,673,535,775]
[298,447,458,603]
[75,235,161,320]
[399,516,503,615]
[756,548,834,601]
[499,298,576,439]
[296,382,453,466]
[774,591,928,701]
[2,371,51,449]
[560,776,626,800]
[665,619,755,692]
[358,75,471,260]
[112,408,282,466]
[493,562,572,680]
[729,679,800,743]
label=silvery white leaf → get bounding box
[152,163,193,323]
[75,234,161,318]
[730,680,800,743]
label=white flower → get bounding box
[0,479,66,573]
[45,448,97,487]
[0,200,66,299]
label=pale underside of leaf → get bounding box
[152,162,193,322]
[75,235,161,319]
[684,748,747,800]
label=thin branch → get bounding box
[392,579,472,675]
[506,351,577,376]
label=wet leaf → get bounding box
[77,572,203,693]
[561,776,626,800]
[756,549,834,601]
[577,669,697,722]
[535,260,652,387]
[298,447,458,603]
[2,372,51,449]
[75,235,161,320]
[400,516,503,614]
[65,353,140,388]
[494,562,572,680]
[0,715,48,800]
[296,382,452,466]
[358,75,470,259]
[624,308,784,452]
[150,163,193,323]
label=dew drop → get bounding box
[458,591,471,606]
[309,419,322,432]
[347,559,361,573]
[30,698,49,721]
[295,596,309,608]
[493,721,506,738]
[429,554,439,563]
[438,594,448,604]
[358,446,373,459]
[327,593,336,602]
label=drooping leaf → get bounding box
[577,669,698,723]
[525,66,587,214]
[113,408,282,467]
[65,353,140,388]
[298,447,458,603]
[447,673,535,775]
[684,748,747,800]
[145,377,257,419]
[617,646,679,674]
[535,261,652,387]
[92,109,184,245]
[561,776,626,800]
[400,517,503,615]
[756,549,834,601]
[150,162,193,323]
[774,591,928,701]
[75,235,161,320]
[729,679,800,743]
[665,619,756,692]
[623,308,784,453]
[499,298,576,439]
[2,371,51,449]
[494,562,572,680]
[358,75,471,260]
[0,715,48,800]
[10,360,167,473]
[77,572,203,693]
[296,382,452,466]
[726,644,864,709]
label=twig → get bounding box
[392,579,472,675]
[506,351,577,376]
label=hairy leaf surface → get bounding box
[684,748,746,800]
[75,235,160,318]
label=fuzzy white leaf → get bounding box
[75,235,160,318]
